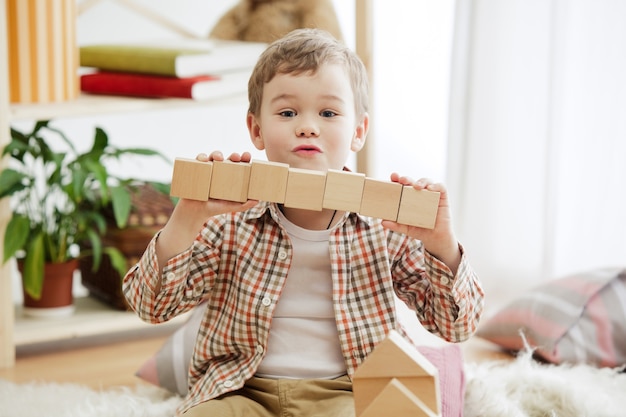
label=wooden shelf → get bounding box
[9,91,247,122]
[14,296,190,346]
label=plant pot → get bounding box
[18,259,78,318]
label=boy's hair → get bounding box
[247,28,369,118]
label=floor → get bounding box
[0,329,172,389]
[0,324,511,391]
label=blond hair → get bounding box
[247,28,369,117]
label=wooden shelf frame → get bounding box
[14,296,189,347]
[0,0,374,368]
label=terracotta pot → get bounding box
[19,259,77,317]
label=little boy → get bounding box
[123,28,484,416]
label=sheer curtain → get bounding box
[447,0,626,308]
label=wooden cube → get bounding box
[169,158,213,201]
[322,169,366,212]
[359,178,403,221]
[208,160,252,203]
[284,168,327,211]
[247,160,289,203]
[396,187,441,229]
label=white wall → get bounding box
[447,0,626,312]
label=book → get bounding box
[80,70,251,100]
[79,40,267,77]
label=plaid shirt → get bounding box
[123,201,484,414]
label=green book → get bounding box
[80,41,267,77]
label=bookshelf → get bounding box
[0,0,373,368]
[14,296,191,347]
[9,91,247,122]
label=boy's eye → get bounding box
[320,110,337,118]
[279,110,296,117]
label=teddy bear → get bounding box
[209,0,343,44]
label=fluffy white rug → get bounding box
[0,381,181,417]
[464,350,626,417]
[2,353,625,417]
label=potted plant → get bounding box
[0,120,169,316]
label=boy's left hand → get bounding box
[381,173,462,274]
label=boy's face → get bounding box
[247,64,368,172]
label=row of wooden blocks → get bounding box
[170,158,441,229]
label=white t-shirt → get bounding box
[255,210,346,379]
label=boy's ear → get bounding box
[247,112,265,150]
[350,113,369,152]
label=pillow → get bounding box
[477,267,626,367]
[137,307,466,416]
[135,303,206,396]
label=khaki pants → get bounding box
[184,375,355,417]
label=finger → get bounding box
[228,152,242,162]
[381,220,411,235]
[425,182,446,193]
[241,152,252,163]
[413,178,433,190]
[208,151,224,162]
[196,153,209,162]
[212,198,258,214]
[390,173,415,186]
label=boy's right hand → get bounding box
[155,151,258,273]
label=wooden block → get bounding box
[359,178,403,221]
[396,187,441,229]
[208,160,252,203]
[283,168,326,211]
[359,379,438,417]
[169,158,213,201]
[353,330,441,416]
[354,376,439,416]
[322,169,366,212]
[247,160,289,203]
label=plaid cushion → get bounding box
[477,267,626,367]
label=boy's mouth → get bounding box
[293,145,322,155]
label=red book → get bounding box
[80,71,249,100]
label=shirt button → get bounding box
[256,344,264,354]
[278,251,287,260]
[223,380,234,388]
[165,272,176,281]
[261,297,272,307]
[440,276,450,285]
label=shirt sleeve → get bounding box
[391,238,485,342]
[122,229,216,324]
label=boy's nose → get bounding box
[296,125,319,137]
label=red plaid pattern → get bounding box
[123,202,484,415]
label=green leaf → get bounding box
[104,247,129,279]
[115,147,170,163]
[84,159,109,204]
[0,169,28,198]
[92,127,109,152]
[3,215,30,262]
[22,233,45,300]
[110,185,132,228]
[86,228,102,271]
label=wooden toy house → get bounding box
[352,330,441,417]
